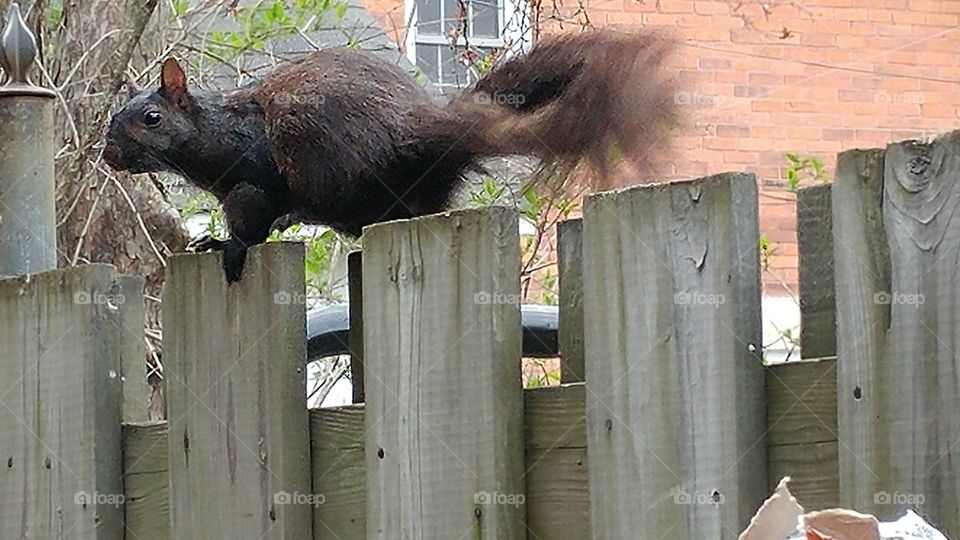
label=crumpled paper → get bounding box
[738,477,949,540]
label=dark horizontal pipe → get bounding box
[307,303,559,360]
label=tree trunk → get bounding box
[2,0,188,419]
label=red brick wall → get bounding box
[359,0,960,295]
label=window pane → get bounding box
[471,0,499,38]
[440,45,469,87]
[417,0,441,35]
[416,44,440,83]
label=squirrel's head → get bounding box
[103,58,200,174]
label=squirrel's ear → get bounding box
[160,58,188,102]
[124,77,141,100]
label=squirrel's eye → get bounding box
[143,111,162,127]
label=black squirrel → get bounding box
[103,29,677,282]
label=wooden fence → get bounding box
[2,133,959,538]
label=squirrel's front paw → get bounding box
[186,234,225,253]
[221,241,248,284]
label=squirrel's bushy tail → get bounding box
[448,28,678,184]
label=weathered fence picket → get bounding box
[312,406,366,538]
[765,359,839,509]
[162,244,312,539]
[582,173,766,538]
[10,130,960,538]
[832,148,891,517]
[361,207,525,539]
[0,266,129,539]
[797,184,836,361]
[558,218,585,384]
[763,183,839,510]
[835,135,960,531]
[122,421,169,538]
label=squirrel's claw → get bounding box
[186,234,225,253]
[185,235,245,283]
[221,241,248,284]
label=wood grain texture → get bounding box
[122,422,170,539]
[582,174,766,538]
[119,369,591,540]
[163,243,312,539]
[832,148,892,516]
[836,134,960,533]
[558,219,585,383]
[766,360,838,447]
[115,275,150,423]
[362,207,525,539]
[767,442,840,510]
[524,384,588,540]
[0,265,125,539]
[312,406,365,539]
[797,185,836,360]
[765,360,838,510]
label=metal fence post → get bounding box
[0,3,57,275]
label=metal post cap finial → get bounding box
[0,3,51,96]
[0,3,36,84]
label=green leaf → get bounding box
[173,0,189,17]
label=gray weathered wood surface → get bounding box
[797,184,836,360]
[765,359,839,510]
[116,276,150,423]
[0,265,126,539]
[558,219,585,383]
[832,148,891,516]
[163,243,312,539]
[780,183,840,511]
[312,405,366,539]
[122,382,593,540]
[523,384,588,540]
[836,135,960,532]
[362,207,525,539]
[582,174,766,538]
[122,421,169,539]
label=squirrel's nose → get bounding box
[102,142,121,169]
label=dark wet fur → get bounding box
[104,28,677,281]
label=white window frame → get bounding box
[404,0,531,91]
